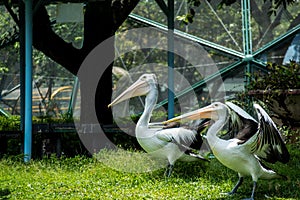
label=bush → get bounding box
[0,115,88,158]
[247,61,300,91]
[246,61,300,127]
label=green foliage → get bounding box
[0,115,86,158]
[114,110,168,125]
[237,61,300,127]
[183,0,296,19]
[0,115,20,131]
[176,8,195,25]
[176,0,298,53]
[279,126,300,144]
[0,6,19,75]
[0,62,8,74]
[247,61,300,90]
[0,143,299,199]
[0,115,76,132]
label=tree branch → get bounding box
[33,5,82,75]
[112,0,140,32]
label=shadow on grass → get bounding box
[0,188,11,199]
[169,160,210,179]
[162,143,300,199]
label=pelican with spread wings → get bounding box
[164,102,290,199]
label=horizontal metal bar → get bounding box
[253,24,300,56]
[251,59,268,72]
[129,13,244,59]
[155,60,243,109]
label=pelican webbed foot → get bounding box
[164,164,174,177]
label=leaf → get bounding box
[176,15,189,25]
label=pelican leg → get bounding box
[242,181,257,200]
[164,164,174,177]
[228,177,244,195]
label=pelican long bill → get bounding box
[165,101,290,199]
[163,105,218,124]
[107,74,208,177]
[108,77,150,108]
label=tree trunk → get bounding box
[30,0,141,151]
[32,0,140,127]
[33,1,115,125]
[33,4,83,75]
[81,1,114,125]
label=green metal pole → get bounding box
[129,13,244,59]
[253,23,300,57]
[24,0,33,162]
[242,0,252,55]
[242,0,252,88]
[155,60,243,109]
[167,0,174,119]
[241,0,255,113]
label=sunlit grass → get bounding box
[0,144,299,199]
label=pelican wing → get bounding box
[249,103,290,164]
[157,119,209,150]
[156,128,207,161]
[225,101,257,123]
[156,127,196,145]
[223,102,258,141]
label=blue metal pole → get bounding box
[167,0,174,119]
[24,0,33,162]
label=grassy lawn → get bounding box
[0,144,299,200]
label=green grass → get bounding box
[0,144,299,200]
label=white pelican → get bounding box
[164,102,290,199]
[108,74,208,177]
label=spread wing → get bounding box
[225,101,257,123]
[249,103,290,164]
[222,102,258,141]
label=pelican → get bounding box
[164,102,290,199]
[108,74,208,177]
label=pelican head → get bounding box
[164,102,228,123]
[108,73,157,107]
